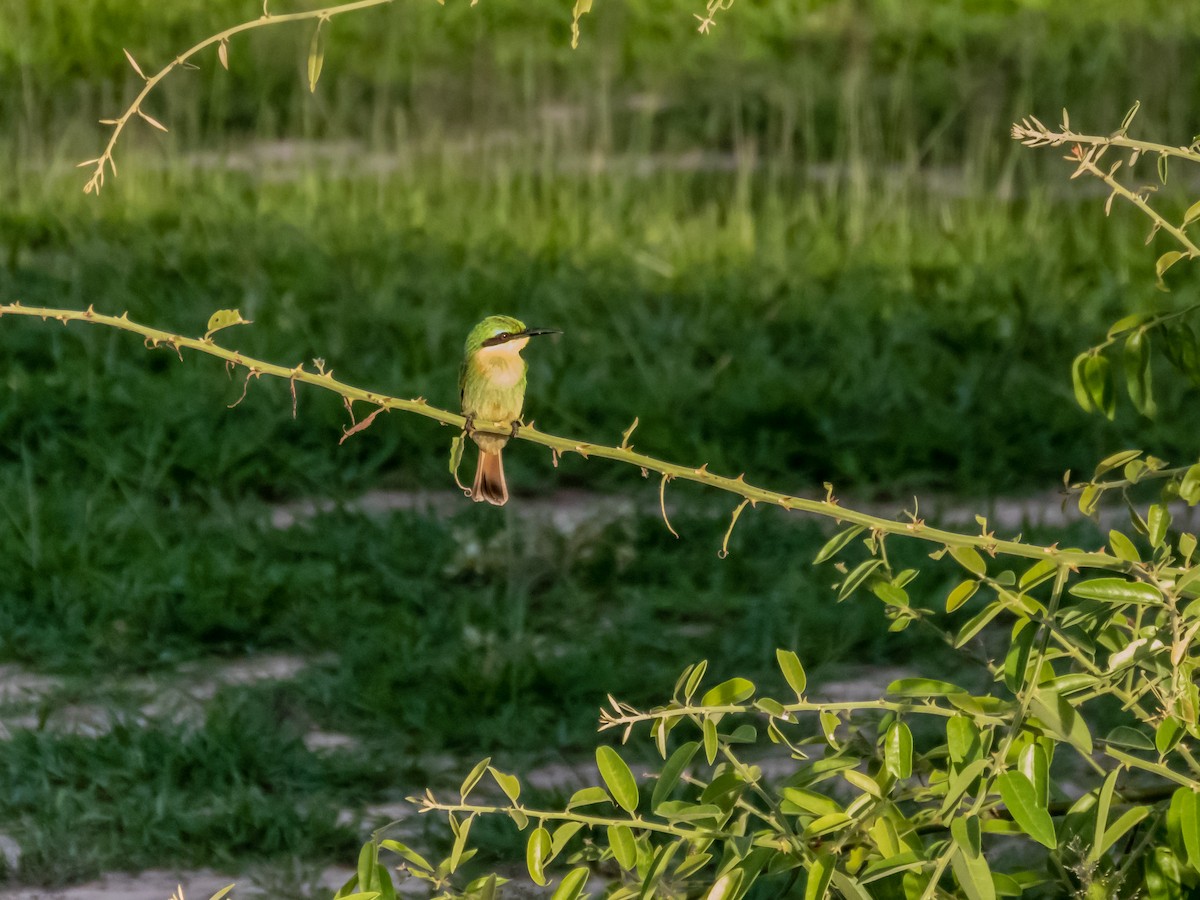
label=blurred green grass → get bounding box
[0,0,1197,886]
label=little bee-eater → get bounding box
[459,315,559,506]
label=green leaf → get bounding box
[829,871,872,900]
[488,767,521,804]
[1095,449,1143,476]
[449,433,465,478]
[1069,578,1163,605]
[1030,687,1093,755]
[946,579,979,613]
[460,757,491,801]
[703,717,718,762]
[1148,503,1172,549]
[1071,352,1094,413]
[204,308,252,339]
[813,524,866,564]
[538,828,572,864]
[1099,806,1150,857]
[838,558,885,601]
[357,842,378,892]
[885,721,913,780]
[804,851,834,900]
[951,815,982,859]
[1019,743,1049,808]
[818,710,839,746]
[940,759,989,817]
[683,660,708,700]
[551,867,589,900]
[1157,250,1185,288]
[1176,788,1200,870]
[656,800,724,822]
[700,677,755,707]
[805,812,852,837]
[1124,331,1156,417]
[567,786,611,809]
[607,824,636,870]
[569,0,592,49]
[639,840,679,899]
[776,648,807,697]
[1108,530,1141,563]
[947,715,982,765]
[651,742,699,811]
[673,853,713,879]
[307,18,327,93]
[995,771,1057,849]
[782,788,843,817]
[1084,354,1115,420]
[1182,466,1200,506]
[449,813,474,872]
[596,746,639,813]
[950,844,996,900]
[380,840,432,873]
[526,827,552,886]
[872,581,910,608]
[955,600,1006,647]
[950,546,987,576]
[1185,199,1200,227]
[1089,768,1120,863]
[1157,716,1185,755]
[887,677,966,698]
[1104,726,1155,750]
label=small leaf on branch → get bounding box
[595,746,639,813]
[1157,250,1185,290]
[570,0,593,49]
[995,771,1056,849]
[218,39,230,70]
[308,19,328,92]
[137,109,169,132]
[776,648,806,698]
[123,48,147,79]
[1185,199,1200,227]
[813,524,865,564]
[526,827,551,886]
[1069,577,1162,605]
[204,308,252,339]
[1083,353,1115,419]
[1070,352,1093,413]
[1123,331,1155,417]
[884,721,913,779]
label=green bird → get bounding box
[459,315,559,506]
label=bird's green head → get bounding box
[464,315,560,354]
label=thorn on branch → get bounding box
[340,406,386,444]
[620,416,639,450]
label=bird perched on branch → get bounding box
[459,315,559,506]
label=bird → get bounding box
[459,315,560,506]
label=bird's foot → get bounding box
[509,420,522,438]
[463,414,476,436]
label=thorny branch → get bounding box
[0,302,1149,573]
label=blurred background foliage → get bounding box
[0,0,1199,887]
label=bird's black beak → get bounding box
[518,328,561,339]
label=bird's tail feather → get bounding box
[472,448,508,506]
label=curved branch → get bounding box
[81,0,394,194]
[0,302,1137,573]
